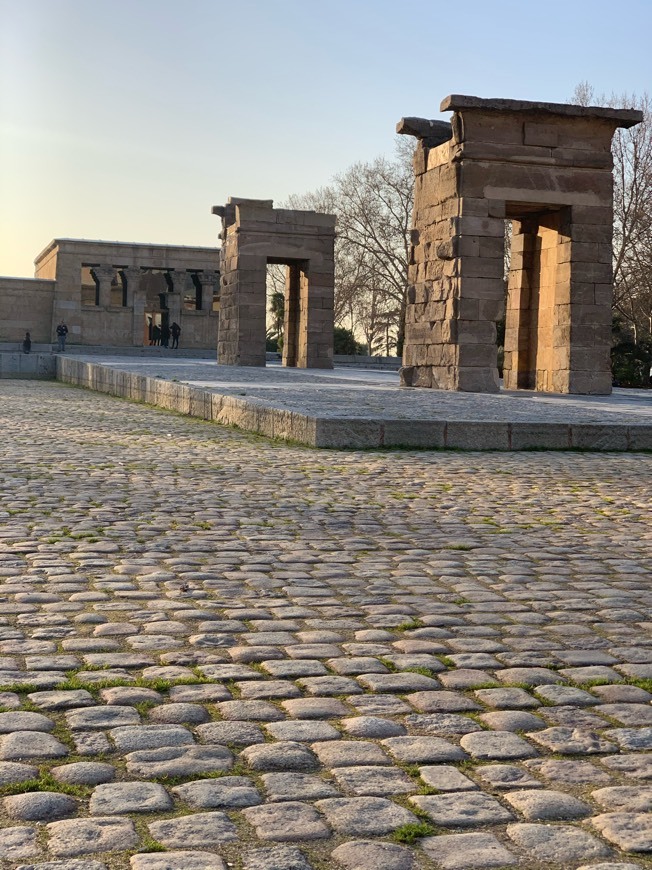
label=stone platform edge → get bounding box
[0,351,56,379]
[56,357,652,452]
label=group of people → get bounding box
[21,319,183,353]
[22,321,68,354]
[148,319,181,349]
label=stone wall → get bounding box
[0,278,56,343]
[0,352,56,379]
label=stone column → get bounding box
[504,220,535,390]
[562,205,614,395]
[199,271,218,312]
[218,242,267,366]
[122,267,139,309]
[282,264,300,367]
[298,259,335,369]
[167,288,182,324]
[93,266,114,308]
[171,271,187,298]
[123,268,145,346]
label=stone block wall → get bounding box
[0,278,56,343]
[0,352,56,379]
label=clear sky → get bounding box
[1,0,651,277]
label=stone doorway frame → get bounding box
[212,198,336,368]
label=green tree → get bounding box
[333,326,365,355]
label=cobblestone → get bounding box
[411,793,514,827]
[2,380,652,869]
[242,801,330,841]
[315,796,417,836]
[147,812,237,847]
[420,832,517,869]
[4,792,78,821]
[88,782,172,814]
[331,840,414,869]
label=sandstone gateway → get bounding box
[399,95,642,394]
[213,198,336,368]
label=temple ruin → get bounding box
[213,198,336,368]
[399,95,642,394]
[0,239,219,349]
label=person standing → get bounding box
[22,332,31,354]
[56,321,68,352]
[170,322,181,349]
[161,322,170,348]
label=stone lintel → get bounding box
[228,197,274,209]
[396,117,453,146]
[440,94,642,128]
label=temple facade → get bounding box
[0,239,220,349]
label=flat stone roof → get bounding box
[34,238,220,264]
[60,355,652,451]
[440,94,643,127]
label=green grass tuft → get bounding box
[391,821,436,844]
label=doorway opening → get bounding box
[503,204,568,391]
[266,258,308,367]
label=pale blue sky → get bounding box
[1,0,650,276]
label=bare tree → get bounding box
[286,138,414,354]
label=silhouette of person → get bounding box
[56,321,68,351]
[170,322,181,349]
[22,332,31,354]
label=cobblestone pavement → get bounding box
[1,379,652,870]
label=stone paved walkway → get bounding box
[1,379,652,870]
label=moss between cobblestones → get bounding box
[395,619,423,631]
[128,820,168,855]
[391,820,437,843]
[0,673,217,694]
[0,768,91,798]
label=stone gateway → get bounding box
[399,95,642,394]
[213,198,336,368]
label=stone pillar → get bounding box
[503,221,533,390]
[167,288,182,324]
[218,238,267,366]
[172,270,188,299]
[93,266,114,309]
[562,205,614,394]
[298,259,335,369]
[199,271,218,312]
[282,264,300,367]
[122,267,138,310]
[504,207,612,395]
[124,268,145,346]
